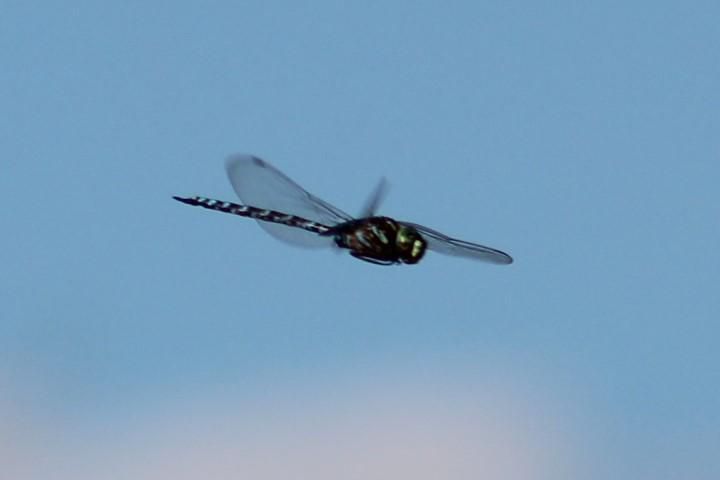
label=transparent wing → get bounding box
[358,177,389,218]
[225,154,353,247]
[400,222,513,264]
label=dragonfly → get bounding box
[173,154,513,266]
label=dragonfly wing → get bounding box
[225,155,353,248]
[359,177,389,218]
[400,222,513,264]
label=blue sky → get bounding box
[2,2,719,478]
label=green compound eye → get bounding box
[393,226,426,264]
[411,239,424,258]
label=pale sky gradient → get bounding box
[2,2,719,479]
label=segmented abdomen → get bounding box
[172,196,331,235]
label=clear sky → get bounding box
[2,2,719,479]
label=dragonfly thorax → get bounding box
[329,217,427,265]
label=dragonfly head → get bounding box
[396,225,427,264]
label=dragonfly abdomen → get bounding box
[172,196,331,235]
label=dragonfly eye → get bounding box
[396,226,426,264]
[411,238,425,258]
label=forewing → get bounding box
[358,177,389,218]
[225,154,353,247]
[401,222,513,264]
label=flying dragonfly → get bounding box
[173,155,513,266]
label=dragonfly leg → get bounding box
[350,252,395,266]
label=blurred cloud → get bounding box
[1,372,582,480]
